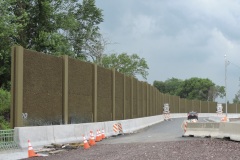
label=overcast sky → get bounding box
[95,0,240,103]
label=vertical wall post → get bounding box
[192,100,194,111]
[185,99,187,113]
[142,82,145,117]
[131,77,133,118]
[11,46,24,128]
[236,103,238,113]
[146,83,149,116]
[10,47,15,128]
[156,90,158,115]
[112,68,116,120]
[208,101,210,113]
[93,64,98,122]
[156,89,158,115]
[136,81,139,118]
[123,75,126,119]
[155,89,157,115]
[199,100,202,113]
[63,55,69,124]
[178,97,180,113]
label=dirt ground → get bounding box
[23,138,240,160]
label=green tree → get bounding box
[153,78,183,95]
[177,77,215,101]
[208,85,225,102]
[102,53,149,80]
[154,77,225,101]
[0,0,104,89]
[69,0,103,59]
[153,81,166,93]
[12,0,81,56]
[233,90,240,104]
[0,89,11,129]
[0,0,26,90]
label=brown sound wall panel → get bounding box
[125,77,131,119]
[68,58,93,123]
[148,86,152,116]
[137,81,143,117]
[228,103,236,113]
[179,99,185,113]
[142,83,147,117]
[209,102,217,113]
[115,72,124,120]
[172,96,178,113]
[153,88,156,115]
[97,66,112,122]
[132,78,137,118]
[185,100,192,112]
[237,104,240,113]
[159,93,164,114]
[23,49,63,126]
[201,101,208,113]
[192,100,200,113]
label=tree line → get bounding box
[0,0,149,91]
[153,77,226,102]
[0,0,239,129]
[0,0,149,129]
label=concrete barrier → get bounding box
[184,122,240,141]
[14,113,240,148]
[14,115,165,148]
[218,122,240,141]
[183,122,220,137]
[183,113,240,142]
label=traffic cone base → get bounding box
[89,131,96,146]
[83,135,90,149]
[102,129,106,139]
[221,116,228,122]
[28,140,39,158]
[95,130,101,142]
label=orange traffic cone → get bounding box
[89,131,96,146]
[98,129,102,141]
[221,116,228,122]
[102,129,106,139]
[83,135,90,149]
[28,140,39,158]
[95,130,100,142]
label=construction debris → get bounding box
[35,142,84,155]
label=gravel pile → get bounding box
[23,139,240,160]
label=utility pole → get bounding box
[224,54,228,117]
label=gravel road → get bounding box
[23,139,240,160]
[22,118,240,160]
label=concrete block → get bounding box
[52,125,76,144]
[219,122,240,141]
[15,126,51,148]
[184,122,220,138]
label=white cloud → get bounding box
[96,0,240,102]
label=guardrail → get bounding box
[0,129,19,151]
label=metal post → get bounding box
[63,55,69,124]
[225,54,228,117]
[93,64,98,122]
[11,46,24,128]
[112,68,116,120]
